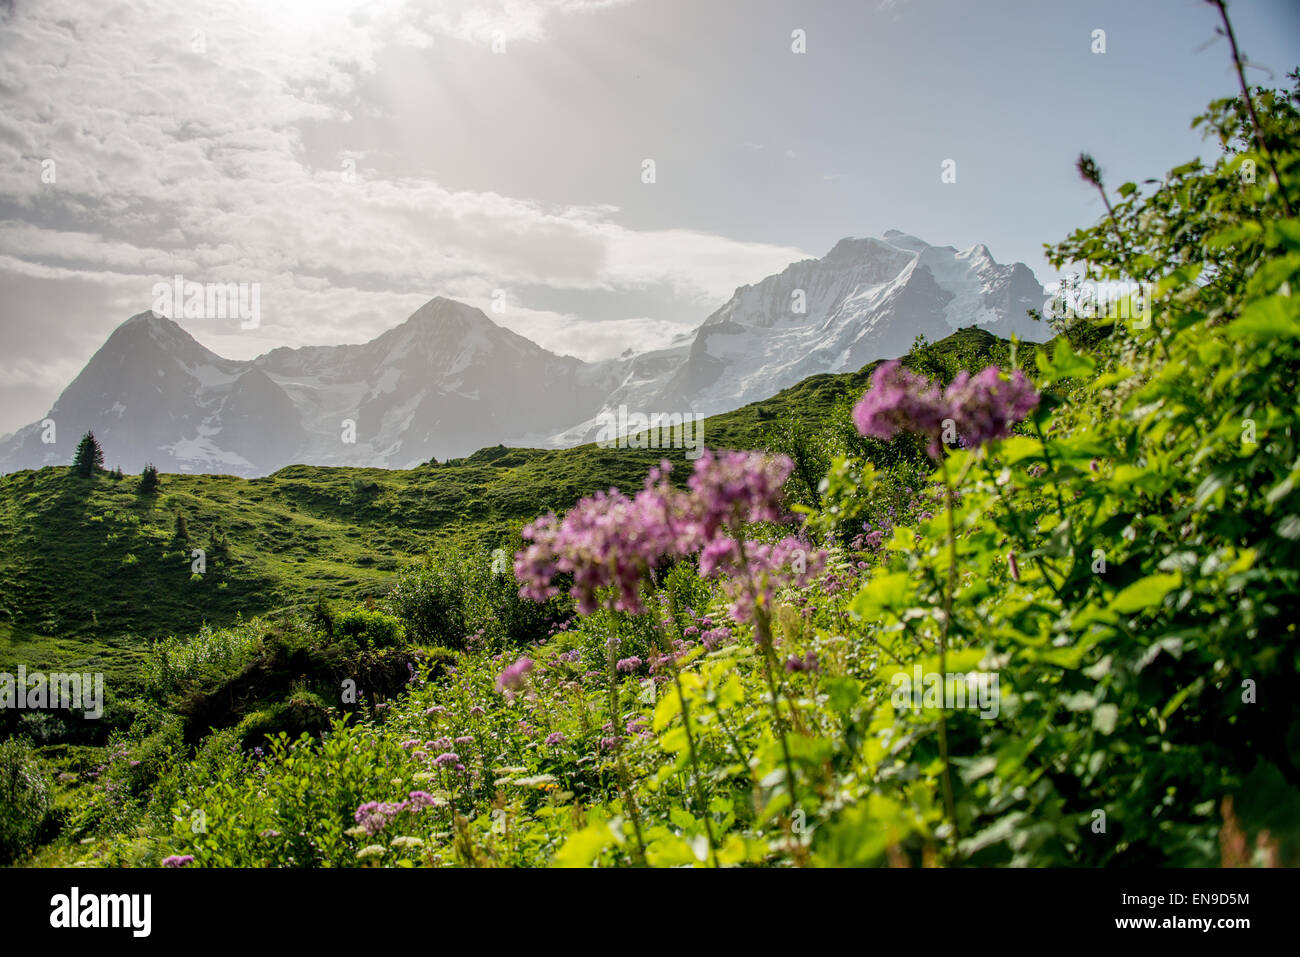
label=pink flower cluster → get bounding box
[701,536,825,622]
[354,790,440,836]
[852,360,1039,456]
[496,656,534,692]
[515,452,820,623]
[514,473,680,614]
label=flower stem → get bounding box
[1211,0,1293,216]
[657,599,719,867]
[936,456,960,843]
[671,667,719,867]
[606,628,647,866]
[732,532,801,833]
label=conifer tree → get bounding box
[71,432,104,478]
[137,463,160,495]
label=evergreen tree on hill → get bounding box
[71,432,104,478]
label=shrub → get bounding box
[0,738,53,862]
[335,606,405,649]
[386,547,568,650]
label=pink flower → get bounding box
[407,790,437,810]
[496,656,534,692]
[852,361,1039,456]
[852,360,952,455]
[514,471,682,614]
[944,367,1040,448]
[701,536,826,623]
[685,450,795,541]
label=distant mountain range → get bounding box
[0,231,1048,476]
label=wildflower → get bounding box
[700,626,731,651]
[943,367,1040,448]
[434,752,460,767]
[514,472,682,614]
[1007,550,1020,582]
[616,656,643,673]
[496,657,534,692]
[599,736,620,751]
[685,450,795,541]
[852,360,952,455]
[784,652,819,673]
[454,735,474,745]
[354,800,407,836]
[356,845,387,862]
[407,790,438,810]
[545,732,566,746]
[162,855,194,868]
[390,836,424,849]
[400,739,420,750]
[703,536,826,622]
[469,706,486,716]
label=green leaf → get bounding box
[849,571,911,621]
[1225,296,1300,340]
[1110,573,1180,614]
[553,820,617,868]
[1037,337,1096,385]
[652,686,681,732]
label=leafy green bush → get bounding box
[0,738,53,862]
[386,547,568,650]
[336,606,405,649]
[145,619,267,695]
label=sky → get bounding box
[0,0,1297,436]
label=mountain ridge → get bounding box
[0,234,1049,476]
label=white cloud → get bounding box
[0,0,808,371]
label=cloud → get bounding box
[0,0,808,370]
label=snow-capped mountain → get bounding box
[0,232,1048,476]
[557,230,1047,440]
